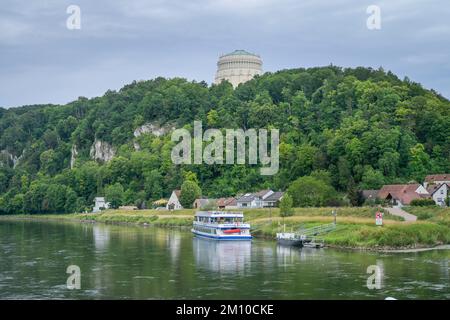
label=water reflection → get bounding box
[376,259,385,289]
[276,245,327,266]
[441,259,449,280]
[93,225,110,251]
[193,238,252,274]
[166,232,181,263]
[276,245,300,266]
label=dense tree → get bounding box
[359,166,385,190]
[279,194,294,218]
[408,144,431,183]
[0,66,449,213]
[179,180,202,209]
[288,175,339,207]
[105,183,124,209]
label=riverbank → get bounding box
[1,206,449,251]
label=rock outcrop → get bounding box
[133,123,174,150]
[90,139,115,162]
[0,150,23,168]
[133,123,173,138]
[70,145,78,169]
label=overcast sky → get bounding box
[1,0,449,108]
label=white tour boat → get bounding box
[192,211,252,240]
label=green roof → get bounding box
[223,50,259,57]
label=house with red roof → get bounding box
[424,174,450,188]
[426,183,449,207]
[377,184,429,207]
[423,174,450,206]
[216,197,238,209]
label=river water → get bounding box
[0,220,449,299]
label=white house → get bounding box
[377,184,429,208]
[93,197,110,213]
[427,183,449,207]
[237,190,274,208]
[424,174,450,188]
[166,190,183,210]
[262,192,284,207]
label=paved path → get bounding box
[383,207,417,222]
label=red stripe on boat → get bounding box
[223,229,241,234]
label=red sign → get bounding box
[375,211,383,226]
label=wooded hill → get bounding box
[1,66,449,213]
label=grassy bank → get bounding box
[405,207,450,226]
[1,206,449,250]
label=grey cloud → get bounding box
[0,0,449,107]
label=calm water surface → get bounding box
[0,220,449,299]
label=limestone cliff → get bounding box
[90,139,115,162]
[70,145,78,169]
[0,150,23,168]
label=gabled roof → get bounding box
[237,194,255,203]
[237,190,273,202]
[254,189,272,198]
[378,184,429,205]
[425,174,450,182]
[427,183,449,196]
[264,192,284,202]
[217,197,237,207]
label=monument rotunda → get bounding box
[214,50,263,88]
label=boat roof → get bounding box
[195,211,244,218]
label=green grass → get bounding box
[406,206,450,219]
[322,223,450,248]
[405,206,450,227]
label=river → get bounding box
[0,219,449,299]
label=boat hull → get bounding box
[277,238,304,247]
[192,229,252,241]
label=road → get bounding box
[383,207,417,222]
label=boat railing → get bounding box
[193,221,250,227]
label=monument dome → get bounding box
[214,50,263,88]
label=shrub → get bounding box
[410,198,436,206]
[179,180,202,208]
[279,194,294,217]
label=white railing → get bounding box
[193,221,250,228]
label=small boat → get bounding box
[277,222,335,248]
[192,211,252,240]
[276,232,304,247]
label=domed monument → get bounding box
[214,50,263,88]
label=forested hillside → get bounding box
[1,66,449,214]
